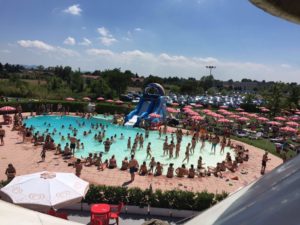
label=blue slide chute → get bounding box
[124,83,167,127]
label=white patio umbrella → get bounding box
[0,171,89,212]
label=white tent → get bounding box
[185,155,300,225]
[0,199,83,225]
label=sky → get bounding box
[0,0,300,82]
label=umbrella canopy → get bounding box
[171,102,179,106]
[194,104,203,108]
[295,111,300,115]
[247,113,258,118]
[115,100,124,105]
[219,105,229,109]
[97,97,105,101]
[65,97,75,101]
[166,107,178,113]
[0,106,16,112]
[235,108,244,111]
[280,126,297,133]
[261,108,270,112]
[228,114,240,119]
[82,97,91,101]
[192,115,204,121]
[238,117,250,122]
[217,118,231,123]
[274,116,286,121]
[0,171,89,212]
[149,113,161,118]
[257,117,269,122]
[267,121,281,126]
[286,121,299,127]
[105,99,114,103]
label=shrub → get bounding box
[95,103,133,114]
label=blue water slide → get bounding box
[147,96,167,124]
[125,99,154,126]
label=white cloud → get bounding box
[17,39,79,57]
[100,37,117,46]
[86,48,114,56]
[280,64,292,68]
[134,28,142,32]
[0,49,11,53]
[97,27,117,46]
[63,4,82,16]
[63,37,76,45]
[17,40,54,51]
[79,38,92,46]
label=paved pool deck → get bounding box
[0,114,282,194]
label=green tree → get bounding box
[102,69,131,96]
[70,72,84,92]
[263,82,285,116]
[286,83,300,109]
[90,78,112,98]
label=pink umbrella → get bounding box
[219,105,228,109]
[257,117,269,122]
[202,109,212,113]
[184,105,193,108]
[239,112,249,116]
[217,118,231,123]
[97,97,105,101]
[171,103,179,106]
[267,121,281,126]
[192,115,204,121]
[149,113,161,118]
[295,111,300,115]
[167,107,178,113]
[194,104,203,108]
[261,108,270,112]
[238,117,250,122]
[65,97,75,101]
[229,114,240,119]
[280,126,297,133]
[106,99,114,103]
[290,116,300,121]
[286,121,299,127]
[0,106,16,112]
[235,108,244,111]
[82,97,91,101]
[274,117,286,121]
[247,113,258,118]
[115,100,124,105]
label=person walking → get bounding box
[0,125,5,146]
[129,154,139,182]
[261,152,271,175]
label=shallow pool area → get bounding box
[24,115,234,174]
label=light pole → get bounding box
[206,66,216,76]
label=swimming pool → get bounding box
[24,115,234,173]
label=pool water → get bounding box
[24,115,234,173]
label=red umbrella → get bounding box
[194,104,203,108]
[65,97,75,101]
[184,105,193,109]
[192,115,204,121]
[235,108,244,111]
[261,108,270,112]
[219,105,228,109]
[97,97,105,101]
[82,97,91,101]
[267,121,281,126]
[257,117,269,122]
[229,114,240,119]
[171,102,179,106]
[105,99,114,103]
[149,113,161,118]
[247,113,258,118]
[286,121,299,127]
[239,112,249,116]
[274,117,286,121]
[295,111,300,115]
[290,116,300,121]
[0,106,16,112]
[238,117,250,122]
[217,118,231,123]
[115,100,124,105]
[280,126,297,133]
[202,109,212,113]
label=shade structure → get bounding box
[257,117,269,122]
[235,108,244,111]
[247,113,258,118]
[82,97,91,101]
[97,97,105,101]
[219,105,228,109]
[105,99,114,103]
[149,113,161,118]
[267,121,281,126]
[194,104,203,108]
[0,106,16,112]
[171,102,179,106]
[261,108,270,112]
[238,117,250,122]
[274,116,286,121]
[0,171,89,212]
[115,100,124,105]
[166,107,178,113]
[185,154,300,225]
[65,97,75,101]
[191,115,204,121]
[228,114,240,119]
[217,118,231,123]
[0,199,82,225]
[286,121,299,127]
[280,126,297,133]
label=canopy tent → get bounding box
[0,199,82,225]
[185,155,300,225]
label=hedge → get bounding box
[84,184,228,211]
[95,103,133,114]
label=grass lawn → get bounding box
[231,136,296,159]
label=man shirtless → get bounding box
[69,134,77,155]
[0,125,5,146]
[129,154,139,182]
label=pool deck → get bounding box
[0,115,282,194]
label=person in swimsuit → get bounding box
[261,152,271,175]
[0,125,5,146]
[129,154,139,182]
[69,134,77,155]
[104,138,111,152]
[74,159,83,177]
[5,163,16,181]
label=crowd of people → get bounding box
[2,111,271,183]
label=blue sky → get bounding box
[0,0,300,82]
